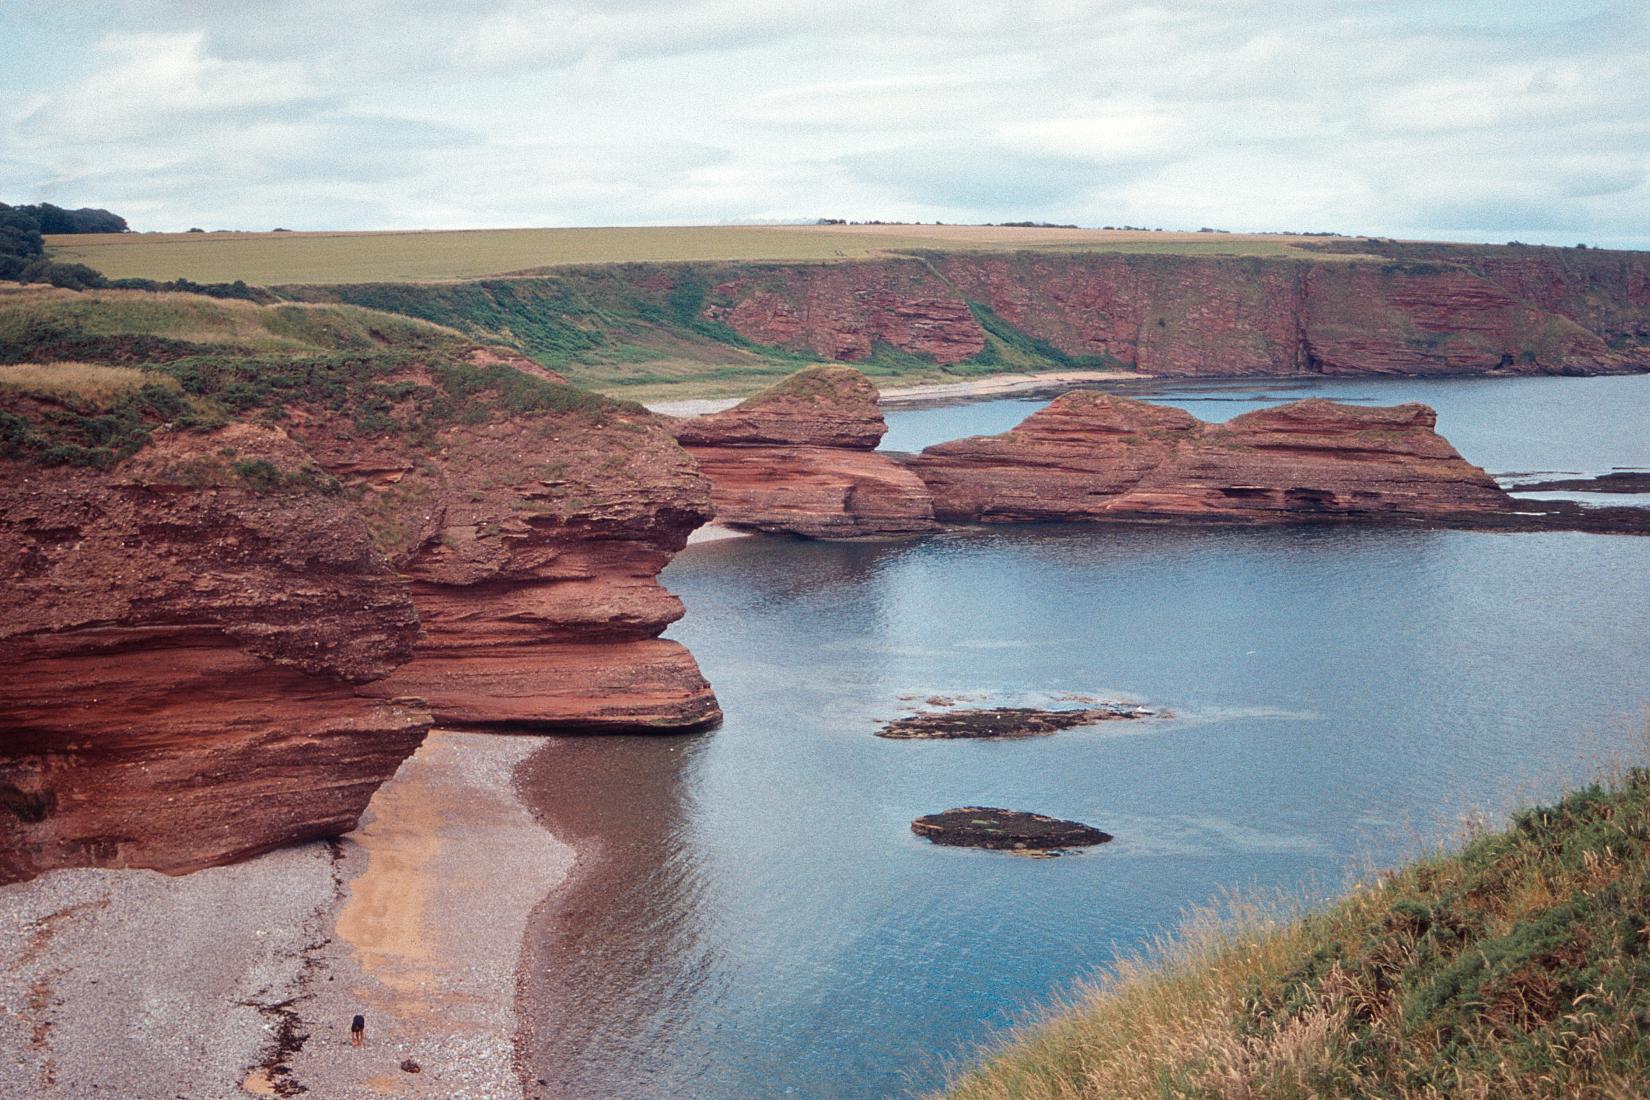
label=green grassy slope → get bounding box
[278,270,1099,401]
[941,765,1650,1100]
[0,285,623,469]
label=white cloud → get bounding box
[1,1,1646,246]
[27,31,319,142]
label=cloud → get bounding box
[448,0,869,70]
[834,142,1111,217]
[0,1,1646,246]
[21,31,322,142]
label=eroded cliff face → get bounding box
[708,266,986,365]
[0,424,430,883]
[701,251,1649,377]
[312,407,723,730]
[669,365,938,539]
[905,392,1514,525]
[0,289,724,880]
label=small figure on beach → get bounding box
[351,1014,365,1046]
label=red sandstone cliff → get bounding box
[699,251,1648,378]
[0,424,430,883]
[670,366,938,539]
[0,290,725,881]
[708,267,985,365]
[904,392,1514,524]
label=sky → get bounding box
[3,1,1647,247]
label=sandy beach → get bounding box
[875,368,1146,406]
[646,368,1146,420]
[0,730,570,1100]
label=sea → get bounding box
[515,373,1650,1099]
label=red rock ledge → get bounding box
[299,402,724,730]
[904,392,1513,524]
[670,365,938,539]
[0,425,431,883]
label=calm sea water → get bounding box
[516,375,1650,1100]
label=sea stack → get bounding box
[670,365,938,539]
[904,392,1515,525]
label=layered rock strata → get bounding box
[1,291,725,880]
[0,425,430,883]
[905,393,1515,525]
[697,250,1650,377]
[275,389,723,731]
[670,365,938,539]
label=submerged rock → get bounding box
[1511,471,1650,494]
[877,704,1157,740]
[912,807,1113,852]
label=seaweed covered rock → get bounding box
[878,705,1157,740]
[912,808,1114,852]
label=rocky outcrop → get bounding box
[369,427,721,729]
[906,393,1515,525]
[670,365,938,539]
[0,291,726,881]
[0,425,431,883]
[876,705,1159,740]
[276,388,723,731]
[911,808,1113,852]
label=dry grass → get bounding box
[44,225,1367,286]
[0,362,180,406]
[941,757,1650,1100]
[0,285,470,360]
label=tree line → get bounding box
[0,202,129,286]
[0,200,269,299]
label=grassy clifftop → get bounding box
[942,766,1650,1100]
[0,285,624,469]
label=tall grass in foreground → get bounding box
[940,754,1650,1100]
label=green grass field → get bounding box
[45,224,1352,286]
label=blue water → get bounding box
[516,375,1650,1100]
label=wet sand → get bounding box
[874,369,1145,407]
[0,730,569,1099]
[645,368,1146,419]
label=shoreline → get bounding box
[645,368,1147,418]
[876,368,1147,407]
[0,730,571,1099]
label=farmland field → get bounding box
[45,224,1355,286]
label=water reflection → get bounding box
[515,733,723,1100]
